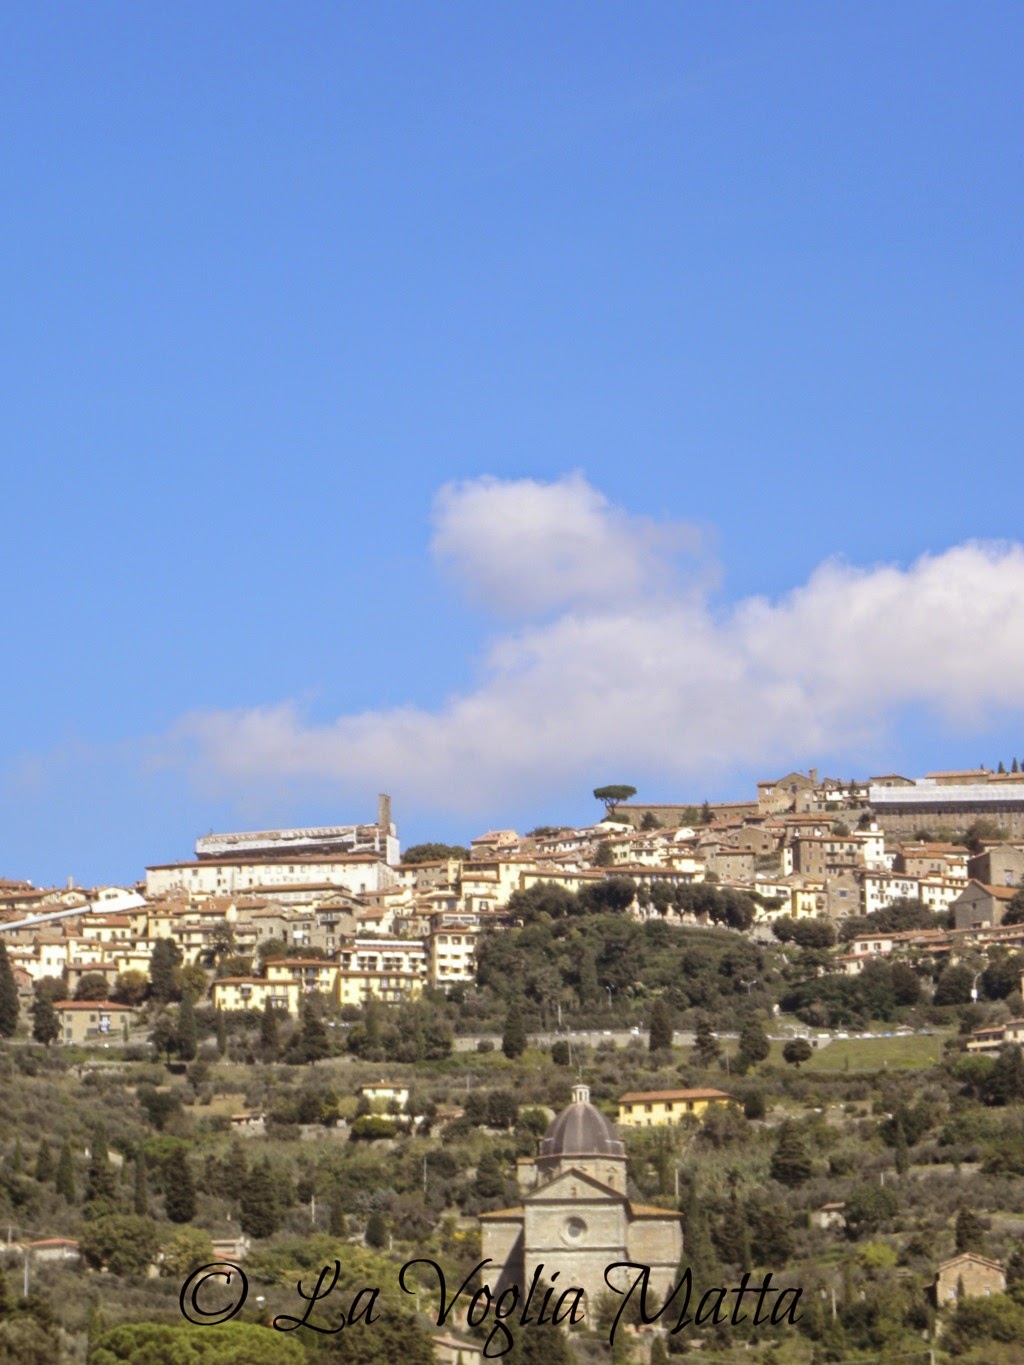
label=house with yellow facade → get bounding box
[617,1088,733,1127]
[264,958,340,994]
[211,977,301,1014]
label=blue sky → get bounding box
[2,3,1022,887]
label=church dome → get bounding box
[539,1084,625,1159]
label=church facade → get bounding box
[480,1084,683,1307]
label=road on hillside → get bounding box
[452,1029,702,1051]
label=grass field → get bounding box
[796,1031,950,1071]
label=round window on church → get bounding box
[563,1216,587,1243]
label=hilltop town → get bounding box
[3,766,1024,1364]
[4,770,1024,1032]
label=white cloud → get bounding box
[163,476,1024,814]
[430,472,707,616]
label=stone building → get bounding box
[479,1084,682,1310]
[967,844,1024,889]
[933,1253,1005,1306]
[951,881,1018,930]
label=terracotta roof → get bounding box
[936,1252,1004,1273]
[264,958,336,967]
[53,1000,133,1011]
[619,1089,732,1103]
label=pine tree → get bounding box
[35,1141,54,1184]
[133,1154,149,1216]
[164,1148,197,1224]
[260,999,279,1061]
[737,1013,770,1069]
[502,999,527,1059]
[176,992,198,1062]
[55,1141,76,1201]
[86,1125,118,1207]
[770,1120,812,1187]
[648,997,674,1053]
[0,942,19,1037]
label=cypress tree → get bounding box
[176,993,198,1062]
[149,938,182,1003]
[31,993,60,1046]
[680,1175,721,1317]
[164,1148,197,1224]
[12,1139,23,1176]
[328,1199,348,1237]
[955,1205,985,1254]
[893,1117,909,1175]
[0,1266,13,1318]
[86,1125,118,1206]
[133,1154,149,1216]
[715,1190,751,1271]
[649,1340,670,1365]
[0,942,19,1037]
[55,1140,76,1201]
[648,997,674,1053]
[692,1013,722,1068]
[296,1002,328,1064]
[577,946,600,1006]
[215,1008,227,1057]
[259,999,279,1061]
[502,999,527,1059]
[770,1120,812,1188]
[365,1209,388,1249]
[35,1141,54,1184]
[238,1159,280,1239]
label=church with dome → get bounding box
[479,1084,683,1306]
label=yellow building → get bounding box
[53,1000,135,1044]
[211,977,301,1014]
[617,1088,732,1128]
[335,968,424,1006]
[265,958,340,994]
